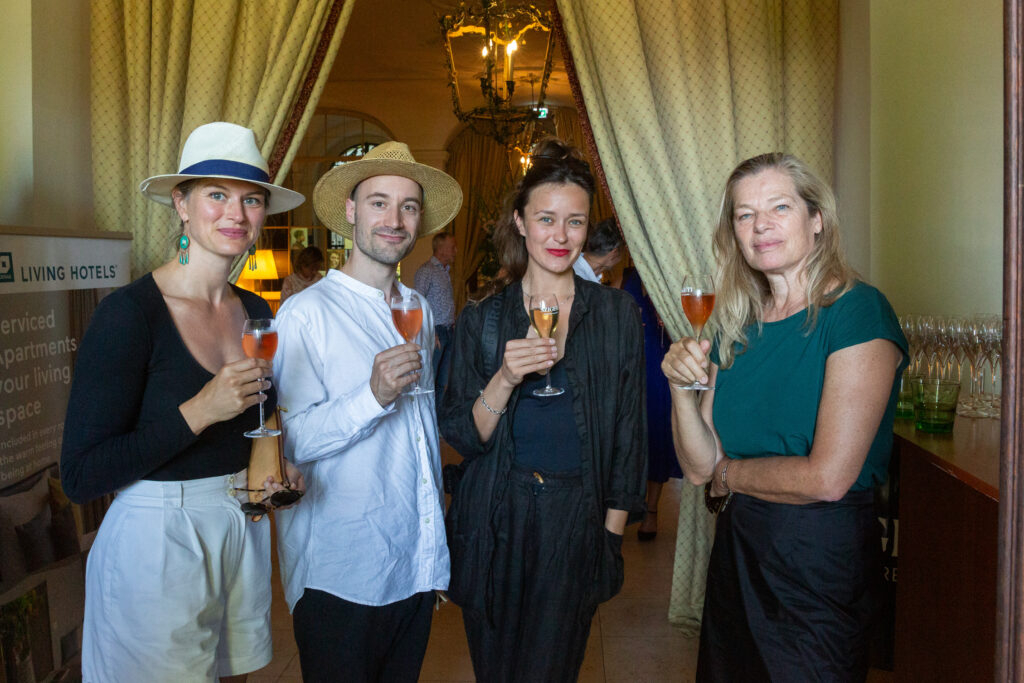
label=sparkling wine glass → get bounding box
[529,293,563,397]
[390,294,432,396]
[677,274,716,391]
[980,315,1002,418]
[242,318,281,438]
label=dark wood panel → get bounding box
[895,443,998,682]
[1000,0,1024,677]
[893,419,999,499]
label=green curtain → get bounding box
[446,128,514,311]
[91,0,354,277]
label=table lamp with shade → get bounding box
[238,249,281,310]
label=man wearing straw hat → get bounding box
[272,142,463,681]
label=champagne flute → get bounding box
[529,293,564,397]
[390,294,433,396]
[678,274,716,391]
[241,318,281,438]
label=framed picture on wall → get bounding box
[327,250,344,271]
[289,228,308,252]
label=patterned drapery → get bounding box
[445,128,511,311]
[91,0,353,277]
[555,0,839,633]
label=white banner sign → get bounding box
[0,233,130,294]
[0,231,131,488]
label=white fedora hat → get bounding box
[139,122,305,215]
[312,141,463,239]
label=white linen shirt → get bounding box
[272,269,450,610]
[572,255,601,283]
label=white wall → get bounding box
[31,0,93,231]
[862,0,1003,316]
[834,0,871,277]
[0,0,34,226]
[0,0,92,231]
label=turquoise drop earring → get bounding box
[177,235,190,265]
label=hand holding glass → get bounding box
[677,274,716,391]
[241,318,280,438]
[390,294,432,396]
[529,293,564,397]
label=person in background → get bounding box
[662,153,908,681]
[572,216,624,283]
[440,138,646,682]
[621,266,683,541]
[281,245,324,303]
[61,122,306,682]
[273,142,463,682]
[414,232,456,393]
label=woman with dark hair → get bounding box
[61,122,306,682]
[439,138,646,681]
[281,245,324,303]
[663,153,908,681]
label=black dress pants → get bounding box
[697,490,880,683]
[462,466,601,683]
[292,588,434,683]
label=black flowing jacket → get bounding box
[439,277,647,614]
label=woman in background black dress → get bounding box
[621,266,682,540]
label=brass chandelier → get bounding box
[439,0,556,149]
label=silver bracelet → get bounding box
[478,390,506,415]
[721,460,731,493]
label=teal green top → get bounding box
[710,282,909,492]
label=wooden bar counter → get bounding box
[893,415,1000,681]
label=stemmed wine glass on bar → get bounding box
[677,274,716,391]
[529,293,564,397]
[390,294,432,396]
[241,318,281,437]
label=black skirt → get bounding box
[697,489,881,682]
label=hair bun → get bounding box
[528,136,585,165]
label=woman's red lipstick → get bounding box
[547,249,570,257]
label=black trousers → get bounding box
[292,588,434,683]
[697,490,881,683]
[462,465,601,683]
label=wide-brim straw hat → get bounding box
[139,122,305,215]
[313,141,463,239]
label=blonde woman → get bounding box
[61,122,305,682]
[663,153,908,681]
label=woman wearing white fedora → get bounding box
[61,122,306,682]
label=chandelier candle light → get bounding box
[439,0,555,149]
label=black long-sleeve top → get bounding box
[60,273,276,503]
[439,277,647,612]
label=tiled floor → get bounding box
[249,449,895,682]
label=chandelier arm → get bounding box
[535,25,556,109]
[440,2,554,149]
